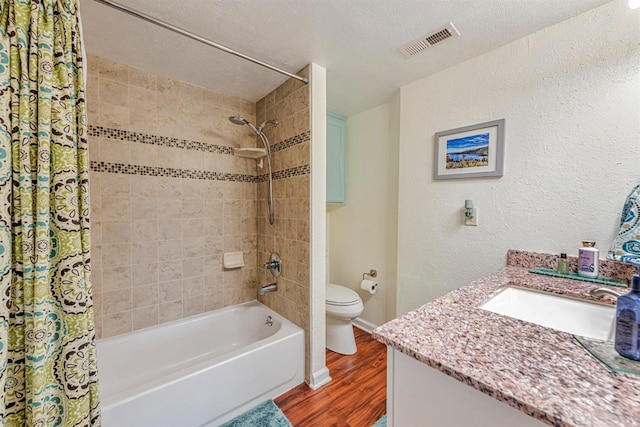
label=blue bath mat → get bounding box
[220,400,292,427]
[372,414,387,427]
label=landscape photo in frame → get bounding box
[434,119,505,180]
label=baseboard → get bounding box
[353,317,379,334]
[307,367,331,390]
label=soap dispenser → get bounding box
[614,273,640,361]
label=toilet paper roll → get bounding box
[360,279,378,295]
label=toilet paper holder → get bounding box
[362,269,378,280]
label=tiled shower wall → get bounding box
[87,55,261,338]
[254,68,312,378]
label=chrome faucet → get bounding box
[264,252,282,278]
[590,287,622,299]
[259,283,278,296]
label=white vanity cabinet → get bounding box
[387,348,545,427]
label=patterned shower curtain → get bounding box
[0,0,100,426]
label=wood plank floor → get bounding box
[275,327,387,427]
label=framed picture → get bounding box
[434,119,505,180]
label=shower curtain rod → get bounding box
[90,0,309,85]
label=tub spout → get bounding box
[259,283,278,296]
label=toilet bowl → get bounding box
[326,283,364,355]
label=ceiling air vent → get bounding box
[399,22,460,58]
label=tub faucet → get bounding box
[259,283,278,295]
[590,287,622,299]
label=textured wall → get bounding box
[87,55,260,338]
[396,1,640,315]
[254,67,312,379]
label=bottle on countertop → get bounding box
[578,241,599,278]
[557,253,569,275]
[614,274,640,361]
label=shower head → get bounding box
[229,115,260,134]
[258,119,278,132]
[228,116,249,126]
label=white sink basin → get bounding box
[479,286,616,341]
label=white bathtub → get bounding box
[97,300,305,427]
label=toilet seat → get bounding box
[326,283,360,306]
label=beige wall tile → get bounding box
[204,181,224,200]
[132,198,158,220]
[102,265,132,292]
[101,174,131,197]
[204,200,223,218]
[103,289,132,314]
[183,238,204,259]
[159,280,182,303]
[87,56,317,343]
[91,221,102,246]
[159,300,182,323]
[159,259,182,282]
[158,219,182,240]
[182,276,204,298]
[132,285,158,308]
[91,246,102,271]
[129,67,157,90]
[204,220,223,237]
[183,218,204,239]
[158,240,182,261]
[157,199,182,219]
[100,138,130,164]
[158,177,183,199]
[182,199,203,218]
[182,179,204,199]
[131,176,158,198]
[131,262,159,287]
[100,79,129,107]
[182,257,204,278]
[93,291,103,315]
[132,241,158,265]
[101,197,130,222]
[91,267,102,294]
[102,221,132,244]
[98,101,129,128]
[130,143,157,167]
[132,220,158,242]
[157,146,182,169]
[204,292,223,311]
[133,305,158,330]
[102,243,132,267]
[98,58,129,84]
[102,311,132,338]
[183,296,204,317]
[182,149,203,171]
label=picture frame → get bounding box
[433,119,505,180]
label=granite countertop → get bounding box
[372,265,640,427]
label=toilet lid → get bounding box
[326,284,360,305]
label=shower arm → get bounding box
[91,0,309,85]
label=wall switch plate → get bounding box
[464,207,478,226]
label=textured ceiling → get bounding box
[79,0,613,116]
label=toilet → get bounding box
[325,283,364,355]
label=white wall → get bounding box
[397,0,640,314]
[329,99,400,326]
[309,63,331,389]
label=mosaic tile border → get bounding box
[88,125,310,155]
[257,165,310,182]
[272,131,310,153]
[88,125,233,154]
[90,161,310,183]
[90,161,254,182]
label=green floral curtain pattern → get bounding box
[0,0,100,426]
